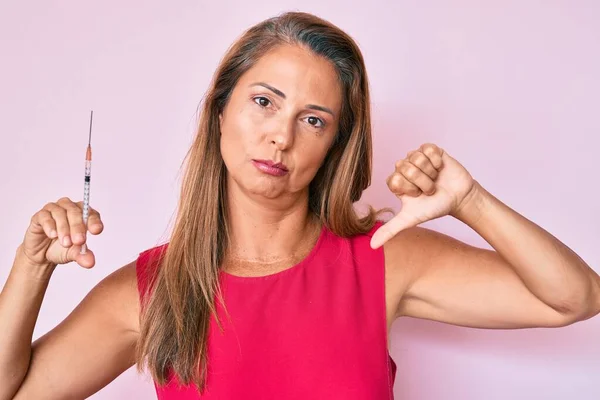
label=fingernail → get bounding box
[62,235,71,246]
[50,230,57,238]
[74,233,85,243]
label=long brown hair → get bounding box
[136,11,386,393]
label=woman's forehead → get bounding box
[238,45,342,108]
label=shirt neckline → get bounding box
[219,224,328,282]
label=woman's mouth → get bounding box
[251,159,289,176]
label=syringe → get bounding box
[80,110,93,255]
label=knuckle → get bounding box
[387,174,404,191]
[422,148,434,158]
[411,152,427,167]
[66,205,82,214]
[36,209,50,220]
[52,206,67,217]
[404,165,419,179]
[386,176,395,190]
[422,144,437,155]
[66,201,80,210]
[399,162,411,174]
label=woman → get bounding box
[1,11,598,400]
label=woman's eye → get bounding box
[254,96,271,108]
[305,116,325,128]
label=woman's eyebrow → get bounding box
[306,104,334,116]
[250,82,286,99]
[249,82,335,117]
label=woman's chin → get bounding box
[247,185,286,200]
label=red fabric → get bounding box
[136,222,397,399]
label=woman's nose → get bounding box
[268,119,295,150]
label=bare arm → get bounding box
[386,182,600,329]
[0,197,143,398]
[0,247,54,397]
[1,251,140,400]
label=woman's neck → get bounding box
[224,186,320,264]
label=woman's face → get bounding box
[219,44,342,202]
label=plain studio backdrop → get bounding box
[1,1,598,399]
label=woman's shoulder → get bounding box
[340,219,385,243]
[366,220,385,237]
[137,242,169,263]
[135,243,169,302]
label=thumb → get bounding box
[67,245,97,269]
[370,212,418,249]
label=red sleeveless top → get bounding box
[135,223,397,399]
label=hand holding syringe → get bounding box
[17,111,104,271]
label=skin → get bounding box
[1,44,599,399]
[218,44,341,269]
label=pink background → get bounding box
[1,1,598,399]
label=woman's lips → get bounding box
[252,159,289,176]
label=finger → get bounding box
[63,202,88,246]
[406,151,438,180]
[398,161,436,195]
[420,143,444,169]
[45,203,71,247]
[33,210,58,239]
[68,245,96,269]
[387,171,422,197]
[73,201,104,235]
[86,207,104,235]
[56,197,74,208]
[370,213,418,249]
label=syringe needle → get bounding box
[86,110,93,161]
[88,110,93,146]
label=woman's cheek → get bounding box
[298,153,326,182]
